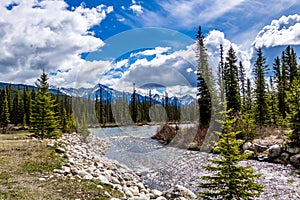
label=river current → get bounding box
[90,125,300,199]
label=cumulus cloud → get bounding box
[205,30,252,78]
[97,29,252,97]
[129,4,143,14]
[254,14,300,48]
[0,0,113,87]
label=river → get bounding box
[90,125,300,199]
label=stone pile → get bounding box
[242,141,300,167]
[48,133,197,200]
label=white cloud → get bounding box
[129,4,143,14]
[253,14,300,48]
[130,47,171,57]
[0,0,113,87]
[186,68,193,73]
[205,30,252,78]
[140,0,245,28]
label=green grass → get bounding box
[0,131,122,200]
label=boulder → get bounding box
[253,143,268,153]
[163,185,196,200]
[284,145,300,154]
[268,144,282,159]
[280,153,290,163]
[242,142,252,151]
[55,147,66,154]
[151,124,177,145]
[290,154,300,165]
[187,142,200,151]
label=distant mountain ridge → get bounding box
[0,82,196,106]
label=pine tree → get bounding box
[253,48,269,125]
[0,88,10,133]
[196,26,212,127]
[23,86,31,125]
[130,83,137,123]
[238,61,246,109]
[269,76,279,126]
[224,46,241,115]
[273,56,286,120]
[31,72,58,139]
[11,87,24,125]
[245,78,252,111]
[199,111,264,199]
[286,79,300,146]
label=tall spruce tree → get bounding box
[23,86,31,125]
[0,88,10,133]
[286,79,300,146]
[199,111,264,199]
[253,48,269,125]
[238,61,246,108]
[224,46,241,115]
[11,87,24,125]
[196,26,212,127]
[31,72,58,139]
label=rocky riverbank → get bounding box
[48,133,196,200]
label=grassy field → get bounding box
[0,132,122,200]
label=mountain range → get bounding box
[0,82,196,107]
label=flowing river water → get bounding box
[90,125,300,199]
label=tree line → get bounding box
[196,26,299,199]
[0,73,75,137]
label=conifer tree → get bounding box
[0,88,10,133]
[286,79,300,146]
[253,48,269,125]
[23,86,31,125]
[196,26,212,127]
[11,87,24,125]
[31,72,58,139]
[224,46,241,115]
[199,111,264,199]
[245,78,252,111]
[238,61,246,108]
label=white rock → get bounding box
[155,197,167,200]
[151,189,163,198]
[124,187,134,197]
[39,177,46,181]
[128,186,140,196]
[97,174,110,185]
[83,173,93,180]
[242,142,252,151]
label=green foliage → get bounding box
[253,48,269,126]
[31,72,59,139]
[286,79,300,146]
[0,87,10,133]
[224,46,241,115]
[196,26,213,127]
[199,112,264,199]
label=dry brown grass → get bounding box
[0,132,122,200]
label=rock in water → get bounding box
[268,144,282,159]
[151,124,177,145]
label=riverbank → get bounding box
[48,132,197,200]
[0,132,122,199]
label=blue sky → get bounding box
[0,0,300,96]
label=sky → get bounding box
[0,0,300,97]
